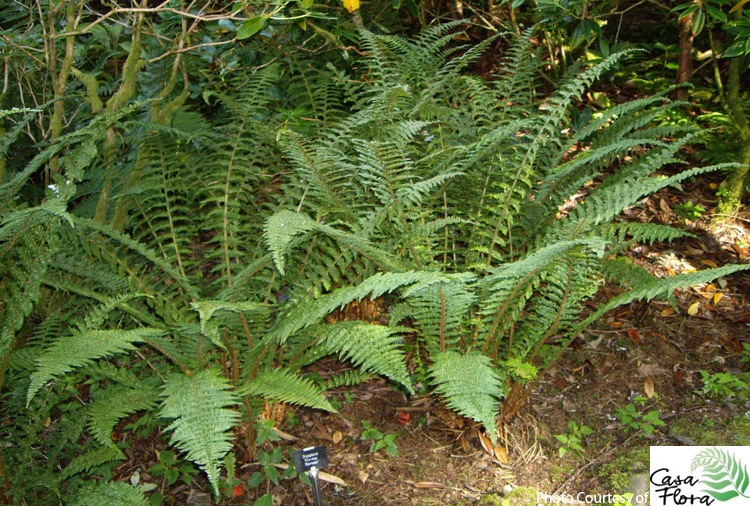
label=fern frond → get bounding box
[60,446,125,480]
[160,368,240,496]
[264,271,456,345]
[87,385,160,446]
[70,481,148,506]
[313,321,413,393]
[324,370,377,390]
[237,369,336,411]
[27,328,165,405]
[429,351,503,442]
[576,264,750,335]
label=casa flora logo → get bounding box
[651,447,750,505]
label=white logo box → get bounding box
[651,446,750,506]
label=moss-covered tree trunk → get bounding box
[715,7,750,219]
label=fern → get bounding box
[324,370,377,390]
[312,321,413,393]
[238,369,335,411]
[87,385,160,446]
[27,328,165,405]
[70,481,148,506]
[60,445,125,480]
[429,351,504,441]
[160,368,240,496]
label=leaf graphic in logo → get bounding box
[691,448,750,502]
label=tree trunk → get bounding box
[676,10,695,102]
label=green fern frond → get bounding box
[237,369,336,411]
[70,481,148,506]
[74,216,199,298]
[577,264,750,335]
[60,446,125,480]
[160,368,240,496]
[324,370,377,391]
[190,300,268,349]
[601,256,658,290]
[429,351,503,442]
[313,321,413,393]
[27,328,165,405]
[264,271,456,345]
[87,385,160,446]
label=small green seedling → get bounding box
[615,403,666,435]
[554,421,593,458]
[360,421,399,457]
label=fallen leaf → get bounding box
[494,444,509,464]
[268,463,348,486]
[477,430,495,457]
[272,427,297,441]
[661,307,677,317]
[627,328,641,344]
[563,398,577,413]
[332,430,342,444]
[553,377,568,389]
[714,292,723,305]
[358,470,369,485]
[701,259,718,268]
[673,369,684,388]
[395,411,411,424]
[644,376,655,399]
[687,302,700,316]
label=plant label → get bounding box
[294,445,328,473]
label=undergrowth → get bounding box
[1,25,748,505]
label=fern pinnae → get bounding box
[74,216,199,299]
[314,321,413,392]
[160,368,240,496]
[237,368,336,411]
[60,446,125,480]
[71,478,149,506]
[27,327,166,405]
[429,350,503,442]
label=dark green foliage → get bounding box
[3,22,749,504]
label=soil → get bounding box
[113,163,750,506]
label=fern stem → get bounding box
[146,339,190,375]
[135,349,166,381]
[528,263,574,364]
[222,119,247,287]
[160,149,187,279]
[240,313,254,351]
[482,270,537,356]
[439,283,446,352]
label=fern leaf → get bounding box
[60,446,124,480]
[314,321,413,393]
[237,369,336,412]
[27,328,165,405]
[429,351,503,442]
[324,370,377,390]
[576,264,750,335]
[265,210,318,275]
[190,300,268,349]
[265,271,456,345]
[87,385,160,446]
[160,368,240,496]
[691,448,750,501]
[70,481,148,506]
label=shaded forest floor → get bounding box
[112,160,750,506]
